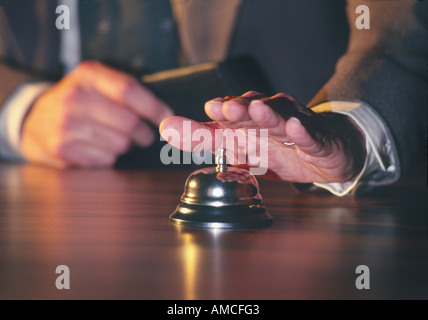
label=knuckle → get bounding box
[50,137,72,159]
[117,76,138,100]
[56,112,77,133]
[61,85,84,105]
[74,60,99,76]
[242,91,265,101]
[244,90,263,97]
[50,118,78,158]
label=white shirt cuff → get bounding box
[310,100,400,197]
[0,82,53,161]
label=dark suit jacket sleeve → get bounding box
[0,0,60,110]
[0,63,36,108]
[308,0,428,175]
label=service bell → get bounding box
[169,149,273,228]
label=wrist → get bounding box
[0,81,53,161]
[310,100,400,196]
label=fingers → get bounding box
[72,119,132,155]
[205,98,253,124]
[58,80,156,149]
[74,89,155,147]
[248,100,288,137]
[42,118,132,168]
[58,61,163,162]
[159,91,361,184]
[203,91,335,158]
[21,62,165,168]
[74,88,139,133]
[72,61,174,126]
[53,141,117,168]
[205,91,264,128]
[205,91,265,121]
[205,99,227,121]
[205,91,301,144]
[285,116,336,163]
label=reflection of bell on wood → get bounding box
[170,149,273,228]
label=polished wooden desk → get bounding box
[0,163,426,300]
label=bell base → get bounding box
[169,203,273,229]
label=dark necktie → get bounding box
[79,0,179,75]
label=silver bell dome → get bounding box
[169,149,273,228]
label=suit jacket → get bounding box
[0,0,427,172]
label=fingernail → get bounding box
[249,100,264,106]
[289,117,301,124]
[206,99,223,107]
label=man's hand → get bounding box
[160,91,366,184]
[21,61,173,168]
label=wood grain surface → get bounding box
[0,163,427,299]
